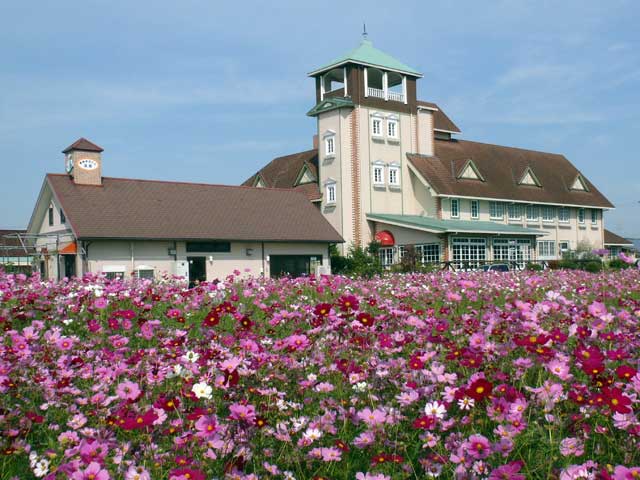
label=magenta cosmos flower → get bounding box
[70,462,110,480]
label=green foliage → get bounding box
[329,242,383,278]
[608,258,631,270]
[526,262,543,271]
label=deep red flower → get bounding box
[603,386,632,414]
[616,365,637,381]
[337,294,359,312]
[467,378,493,401]
[314,303,332,317]
[356,312,374,327]
[408,354,424,370]
[334,439,350,452]
[169,468,205,480]
[412,415,436,430]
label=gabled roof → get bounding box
[407,139,614,208]
[367,213,545,236]
[604,229,634,247]
[307,97,354,117]
[569,174,589,192]
[456,159,485,181]
[308,39,422,77]
[417,101,461,134]
[45,174,342,242]
[518,167,542,187]
[62,137,104,153]
[243,149,321,201]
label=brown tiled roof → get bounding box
[604,229,633,246]
[62,138,104,153]
[46,174,342,242]
[0,229,36,257]
[243,149,321,201]
[417,101,461,133]
[407,139,614,208]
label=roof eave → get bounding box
[308,60,423,78]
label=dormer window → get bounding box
[48,206,54,226]
[570,174,588,191]
[457,159,484,181]
[519,167,542,187]
[60,209,66,224]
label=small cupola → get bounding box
[63,137,104,186]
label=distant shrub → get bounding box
[608,258,631,270]
[526,263,543,271]
[584,261,603,273]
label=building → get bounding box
[604,229,636,259]
[0,229,37,274]
[245,37,614,268]
[27,138,342,282]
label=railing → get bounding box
[388,91,405,102]
[367,87,385,99]
[365,87,404,102]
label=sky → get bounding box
[1,0,639,238]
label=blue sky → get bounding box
[1,0,639,238]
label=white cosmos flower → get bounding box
[182,351,200,363]
[33,459,50,478]
[302,427,323,441]
[424,401,447,419]
[192,382,213,400]
[457,397,475,411]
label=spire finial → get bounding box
[362,22,368,41]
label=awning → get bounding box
[375,230,395,246]
[59,242,77,255]
[367,213,546,236]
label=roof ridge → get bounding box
[45,173,308,195]
[444,138,564,158]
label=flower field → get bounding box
[1,269,640,480]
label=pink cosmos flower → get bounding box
[125,465,151,480]
[613,465,640,479]
[357,407,387,427]
[194,415,217,438]
[70,461,110,480]
[559,437,585,457]
[488,461,525,480]
[465,434,491,460]
[116,380,141,401]
[355,473,391,480]
[228,403,256,422]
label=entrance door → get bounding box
[187,257,206,287]
[63,254,76,278]
[270,255,312,278]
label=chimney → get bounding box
[62,138,104,186]
[313,134,319,150]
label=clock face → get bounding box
[78,159,98,170]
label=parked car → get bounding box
[480,263,510,272]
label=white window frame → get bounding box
[507,203,522,221]
[416,243,441,264]
[489,201,504,220]
[471,200,479,219]
[537,240,556,259]
[372,162,385,186]
[387,118,398,139]
[135,265,155,279]
[325,136,335,157]
[371,117,383,137]
[542,206,555,223]
[452,238,487,268]
[591,209,598,225]
[526,205,539,221]
[558,207,570,223]
[450,198,460,218]
[325,182,337,205]
[388,164,400,187]
[578,208,585,224]
[379,247,394,267]
[559,241,570,254]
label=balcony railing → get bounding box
[388,91,404,102]
[366,87,405,103]
[367,87,385,99]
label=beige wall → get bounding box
[439,197,604,257]
[84,240,330,280]
[416,109,434,156]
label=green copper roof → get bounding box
[308,40,422,77]
[367,214,545,236]
[306,97,354,117]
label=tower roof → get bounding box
[62,137,104,153]
[308,39,422,77]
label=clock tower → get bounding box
[63,137,104,186]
